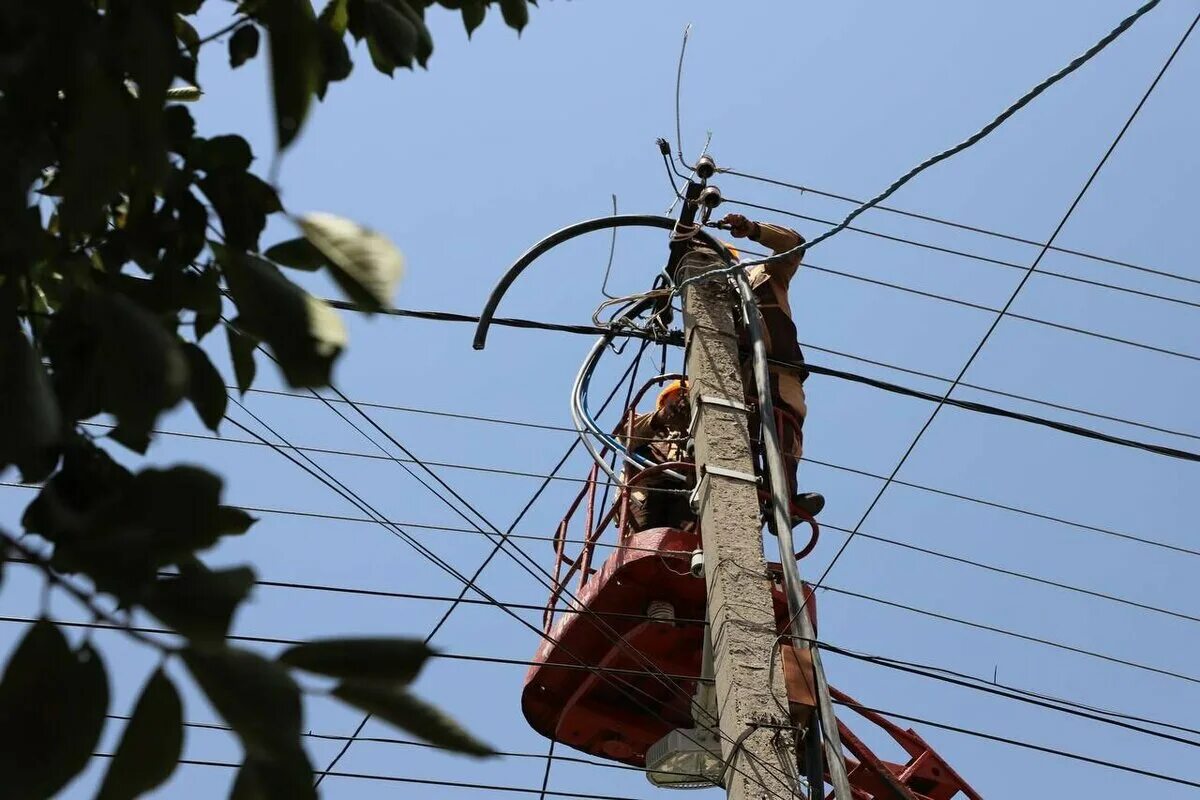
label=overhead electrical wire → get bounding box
[216,403,796,797]
[826,699,1200,791]
[672,0,1164,291]
[717,171,1200,289]
[320,301,1200,464]
[823,585,1200,686]
[815,8,1200,587]
[22,600,1196,784]
[234,350,793,793]
[79,631,1200,778]
[725,198,1200,312]
[238,345,798,794]
[87,753,677,800]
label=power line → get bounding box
[0,614,706,683]
[103,714,693,777]
[786,0,1164,254]
[718,174,1200,289]
[57,422,1200,575]
[316,301,1200,463]
[672,0,1164,293]
[824,585,1200,686]
[29,591,1200,776]
[736,244,1200,368]
[819,523,1200,627]
[296,339,737,785]
[828,698,1200,791]
[818,641,1200,748]
[229,348,797,795]
[217,402,737,787]
[815,9,1200,586]
[1,558,708,626]
[8,427,1195,564]
[88,753,665,800]
[727,198,1200,312]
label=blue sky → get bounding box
[4,1,1200,797]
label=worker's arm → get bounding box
[616,410,661,450]
[718,213,804,286]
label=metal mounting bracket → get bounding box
[688,393,750,438]
[689,462,760,512]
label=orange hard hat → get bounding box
[656,379,689,411]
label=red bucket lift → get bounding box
[521,382,982,799]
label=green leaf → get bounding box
[144,565,255,645]
[184,343,228,431]
[461,0,485,37]
[226,325,259,394]
[279,638,432,683]
[298,212,404,311]
[0,621,111,799]
[199,171,281,251]
[192,135,254,174]
[392,0,433,67]
[263,0,320,150]
[192,266,222,341]
[59,48,130,235]
[229,24,261,68]
[365,33,396,76]
[346,0,369,40]
[44,290,188,451]
[49,465,247,591]
[95,669,183,800]
[230,751,316,800]
[264,237,326,271]
[320,0,350,34]
[498,0,528,32]
[217,247,347,388]
[0,321,62,482]
[183,646,303,758]
[164,106,196,154]
[216,505,258,535]
[332,684,495,756]
[21,438,134,547]
[366,0,416,73]
[175,15,201,57]
[316,25,353,99]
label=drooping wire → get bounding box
[277,346,798,794]
[218,397,793,797]
[673,0,1164,292]
[718,170,1200,290]
[598,194,620,299]
[814,6,1200,587]
[321,301,1200,463]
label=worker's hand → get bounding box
[717,213,753,239]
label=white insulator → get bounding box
[647,600,676,624]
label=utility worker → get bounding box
[616,380,696,533]
[715,213,825,520]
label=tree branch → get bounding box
[0,530,179,655]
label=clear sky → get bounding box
[4,1,1200,797]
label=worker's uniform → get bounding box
[742,222,809,497]
[617,407,695,532]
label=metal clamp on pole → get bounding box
[689,462,760,513]
[688,394,750,438]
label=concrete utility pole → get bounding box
[681,247,801,800]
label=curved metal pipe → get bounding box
[472,214,726,351]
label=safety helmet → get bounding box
[656,379,689,411]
